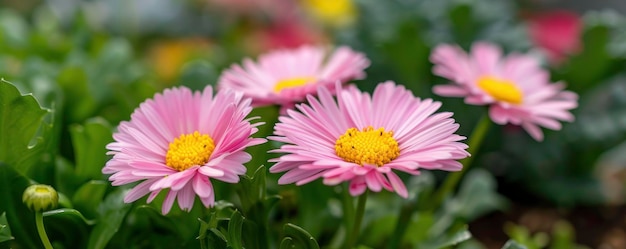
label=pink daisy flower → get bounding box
[102,86,266,214]
[431,42,578,141]
[269,82,469,198]
[217,45,370,109]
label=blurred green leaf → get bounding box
[206,228,228,249]
[504,223,548,249]
[279,237,296,249]
[449,169,509,220]
[72,180,108,219]
[227,211,244,249]
[238,165,267,212]
[415,226,472,249]
[70,118,113,181]
[0,164,41,249]
[0,9,29,48]
[179,60,219,91]
[282,223,320,249]
[502,240,528,249]
[0,212,13,243]
[87,188,131,249]
[0,79,49,175]
[449,3,476,47]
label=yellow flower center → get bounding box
[165,131,215,171]
[335,126,400,166]
[477,76,523,104]
[273,77,316,93]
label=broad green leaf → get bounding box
[0,79,49,175]
[43,208,96,226]
[70,118,113,181]
[71,180,108,219]
[502,240,528,249]
[0,164,41,249]
[87,188,131,249]
[227,211,244,249]
[42,208,94,248]
[282,223,320,249]
[0,212,13,243]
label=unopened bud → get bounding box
[22,184,58,212]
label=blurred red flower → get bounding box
[526,10,582,64]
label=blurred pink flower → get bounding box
[102,86,266,214]
[526,10,582,64]
[218,45,370,109]
[269,82,469,197]
[431,42,578,141]
[251,21,327,51]
[206,0,294,16]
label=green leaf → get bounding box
[0,212,13,243]
[0,164,41,249]
[0,79,49,175]
[0,9,29,48]
[282,223,320,249]
[42,208,94,247]
[279,237,296,249]
[87,188,131,249]
[179,60,219,91]
[206,228,228,249]
[71,181,108,219]
[43,208,96,226]
[502,240,528,249]
[70,118,113,181]
[238,165,267,213]
[450,169,509,220]
[227,211,244,249]
[415,226,472,249]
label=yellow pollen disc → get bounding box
[165,131,215,171]
[273,76,316,93]
[477,76,523,104]
[335,126,400,167]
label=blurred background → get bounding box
[1,0,626,248]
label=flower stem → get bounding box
[428,114,491,211]
[35,212,53,249]
[345,191,368,249]
[341,185,355,248]
[387,115,490,249]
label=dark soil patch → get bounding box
[470,204,626,249]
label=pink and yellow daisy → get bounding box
[269,82,469,197]
[217,45,370,109]
[431,42,578,141]
[102,86,266,214]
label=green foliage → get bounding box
[280,223,320,249]
[1,0,625,248]
[0,80,50,175]
[0,213,13,244]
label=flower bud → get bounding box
[22,184,58,212]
